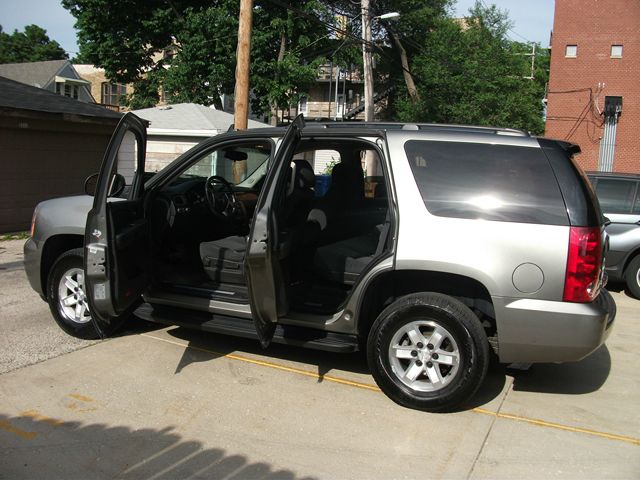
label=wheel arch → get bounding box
[622,246,640,274]
[356,269,495,340]
[41,234,84,295]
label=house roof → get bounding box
[0,75,122,120]
[132,103,269,134]
[0,59,69,88]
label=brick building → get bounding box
[545,0,639,173]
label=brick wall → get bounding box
[75,65,134,110]
[545,0,640,173]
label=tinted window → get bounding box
[594,179,638,214]
[404,140,568,225]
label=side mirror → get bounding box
[84,173,99,196]
[84,173,126,197]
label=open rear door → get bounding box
[84,113,149,337]
[246,115,304,347]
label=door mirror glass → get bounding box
[84,173,99,196]
[84,172,126,197]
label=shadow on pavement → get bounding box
[511,344,611,395]
[165,326,370,378]
[0,413,316,480]
[605,282,637,300]
[113,314,166,337]
[163,326,509,412]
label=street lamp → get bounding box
[377,12,400,20]
[361,3,400,121]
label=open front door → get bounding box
[84,113,149,337]
[246,115,304,347]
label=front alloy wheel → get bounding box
[57,267,91,324]
[47,248,100,339]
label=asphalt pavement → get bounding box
[0,240,98,375]
[1,238,639,479]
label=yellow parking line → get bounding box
[473,408,640,446]
[141,333,380,392]
[140,333,640,446]
[0,419,38,440]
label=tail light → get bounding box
[563,227,602,303]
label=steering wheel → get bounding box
[204,175,244,220]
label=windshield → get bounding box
[174,142,272,188]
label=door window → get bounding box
[595,179,638,214]
[404,140,568,225]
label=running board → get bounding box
[134,303,359,353]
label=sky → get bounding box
[453,0,555,46]
[0,0,556,57]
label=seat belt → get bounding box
[374,210,392,257]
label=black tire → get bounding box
[624,255,640,299]
[367,292,489,412]
[47,248,100,340]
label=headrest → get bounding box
[293,159,315,189]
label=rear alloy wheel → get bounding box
[367,292,489,412]
[47,248,100,339]
[624,255,640,299]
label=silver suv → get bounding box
[587,172,640,298]
[24,114,615,412]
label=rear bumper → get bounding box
[493,289,616,363]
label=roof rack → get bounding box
[309,121,530,137]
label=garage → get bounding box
[0,76,121,233]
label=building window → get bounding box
[298,96,308,114]
[56,82,78,99]
[611,45,623,58]
[101,82,127,106]
[565,44,577,57]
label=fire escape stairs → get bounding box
[343,86,395,120]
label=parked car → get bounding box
[24,114,616,412]
[587,172,640,299]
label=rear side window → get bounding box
[404,140,568,225]
[593,178,639,214]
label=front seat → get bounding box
[199,160,316,284]
[200,235,247,284]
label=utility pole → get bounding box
[233,0,253,182]
[361,0,374,122]
[234,0,253,130]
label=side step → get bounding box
[134,303,359,353]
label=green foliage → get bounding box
[161,4,238,108]
[250,1,329,115]
[62,0,548,131]
[63,0,329,114]
[391,2,548,134]
[0,231,29,241]
[0,24,68,63]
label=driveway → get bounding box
[1,238,638,479]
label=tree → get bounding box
[0,24,68,63]
[63,0,330,113]
[392,2,548,134]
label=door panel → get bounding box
[246,115,304,347]
[84,113,148,336]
